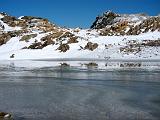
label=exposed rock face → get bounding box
[27,42,43,49]
[120,39,160,54]
[67,36,78,44]
[1,14,27,28]
[20,16,58,32]
[24,31,78,49]
[8,29,30,37]
[26,34,56,49]
[41,36,55,46]
[21,16,47,21]
[91,11,160,36]
[1,15,17,27]
[57,43,70,52]
[126,17,160,35]
[0,33,11,45]
[0,30,30,45]
[0,13,57,31]
[91,11,119,29]
[20,34,37,42]
[0,12,79,50]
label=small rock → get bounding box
[60,63,70,67]
[10,54,15,58]
[85,62,98,67]
[4,114,11,118]
[0,112,12,119]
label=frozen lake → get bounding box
[0,60,160,120]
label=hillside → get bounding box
[0,11,160,60]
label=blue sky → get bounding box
[0,0,160,28]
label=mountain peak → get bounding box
[91,11,119,29]
[91,11,160,36]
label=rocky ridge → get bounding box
[91,11,160,36]
[0,12,84,52]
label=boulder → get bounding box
[42,40,55,47]
[0,112,13,119]
[10,54,15,58]
[28,42,43,49]
[84,42,98,51]
[85,62,98,67]
[57,43,70,52]
[67,36,78,44]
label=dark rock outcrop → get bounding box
[67,36,78,44]
[120,39,160,54]
[85,62,98,67]
[0,33,11,45]
[10,54,15,58]
[60,63,70,67]
[27,42,43,49]
[91,11,160,36]
[1,15,27,27]
[1,15,17,27]
[57,43,70,52]
[91,11,119,29]
[84,42,98,51]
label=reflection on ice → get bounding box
[0,60,160,70]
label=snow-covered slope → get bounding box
[0,12,160,60]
